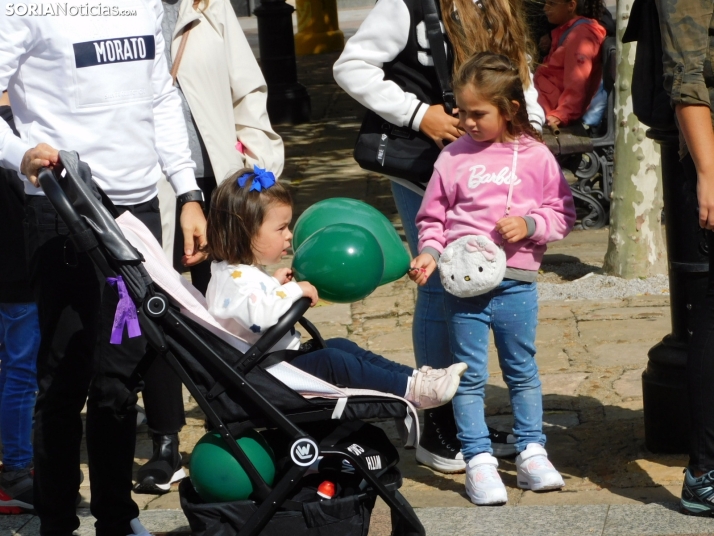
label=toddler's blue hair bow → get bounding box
[237,165,276,192]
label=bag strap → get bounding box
[504,139,519,217]
[170,22,194,84]
[422,0,455,113]
[557,18,592,48]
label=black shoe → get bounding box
[134,433,185,495]
[489,427,517,458]
[416,403,466,473]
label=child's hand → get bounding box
[496,216,528,243]
[297,281,319,306]
[273,268,293,284]
[546,115,561,129]
[409,253,437,286]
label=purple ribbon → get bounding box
[106,276,141,344]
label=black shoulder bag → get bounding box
[352,0,455,186]
[622,0,676,131]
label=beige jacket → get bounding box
[170,0,284,184]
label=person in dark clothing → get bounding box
[0,96,39,513]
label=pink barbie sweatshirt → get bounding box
[416,135,576,272]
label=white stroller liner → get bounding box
[116,212,419,447]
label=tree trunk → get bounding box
[602,1,666,278]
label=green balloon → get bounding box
[292,223,384,303]
[189,429,275,503]
[293,198,410,285]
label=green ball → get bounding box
[293,198,410,285]
[189,429,275,503]
[292,223,384,303]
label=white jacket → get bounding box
[0,0,198,204]
[333,0,545,132]
[207,262,302,351]
[171,0,284,183]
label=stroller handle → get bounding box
[38,167,90,237]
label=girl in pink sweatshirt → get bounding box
[410,52,576,506]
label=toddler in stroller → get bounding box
[38,152,434,536]
[204,166,466,409]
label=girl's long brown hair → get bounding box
[441,0,535,89]
[453,52,542,142]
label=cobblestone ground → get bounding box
[70,54,681,531]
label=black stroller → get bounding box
[38,152,425,536]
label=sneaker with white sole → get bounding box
[128,518,152,536]
[465,453,508,505]
[406,363,467,409]
[515,443,564,491]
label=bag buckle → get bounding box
[443,92,456,115]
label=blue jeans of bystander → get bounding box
[0,303,40,471]
[444,280,545,462]
[390,181,452,370]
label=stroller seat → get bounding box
[38,153,426,536]
[117,211,420,445]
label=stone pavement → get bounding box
[17,50,711,536]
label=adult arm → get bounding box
[150,0,206,264]
[524,70,546,131]
[0,14,56,184]
[677,104,714,229]
[333,0,430,132]
[655,0,714,228]
[222,0,284,177]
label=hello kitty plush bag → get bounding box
[438,141,519,298]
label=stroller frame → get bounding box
[38,162,425,536]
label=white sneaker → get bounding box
[407,363,467,409]
[515,443,564,491]
[128,518,152,536]
[464,452,508,505]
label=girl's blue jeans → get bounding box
[444,280,546,462]
[0,302,40,471]
[390,181,453,370]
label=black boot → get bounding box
[415,403,517,472]
[416,402,465,473]
[134,433,185,494]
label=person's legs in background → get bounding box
[138,178,216,495]
[0,302,39,513]
[27,196,107,535]
[682,157,714,515]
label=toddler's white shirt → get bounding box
[206,261,303,351]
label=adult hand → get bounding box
[21,143,60,187]
[495,216,528,243]
[273,267,293,284]
[180,201,208,266]
[409,253,437,286]
[697,172,714,230]
[297,281,319,306]
[419,104,463,149]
